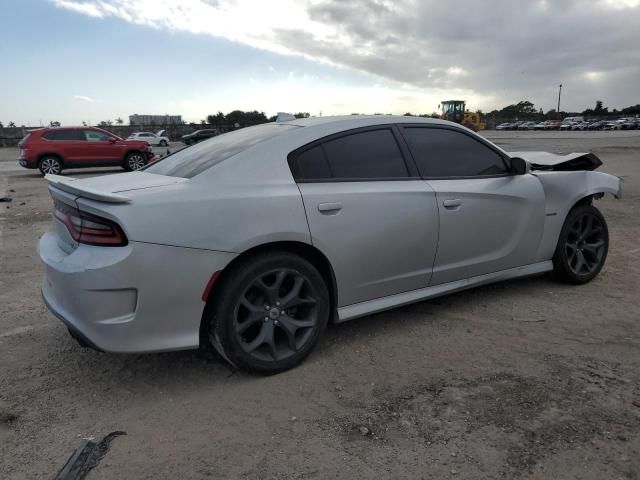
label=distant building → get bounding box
[129,114,182,126]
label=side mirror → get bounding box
[510,157,530,175]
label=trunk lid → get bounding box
[45,172,187,203]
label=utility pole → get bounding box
[557,84,562,118]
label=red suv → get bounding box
[18,127,156,175]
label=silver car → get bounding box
[39,116,621,373]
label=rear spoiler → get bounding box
[45,174,131,204]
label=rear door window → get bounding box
[323,129,408,179]
[50,130,86,141]
[402,127,508,178]
[293,145,332,180]
[289,128,409,181]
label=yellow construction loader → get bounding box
[440,100,485,131]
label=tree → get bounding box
[594,100,604,113]
[8,121,16,128]
[97,120,112,127]
[294,112,310,119]
[200,119,206,125]
[403,112,414,116]
[115,117,123,125]
[0,121,3,128]
[621,104,640,115]
[82,121,87,126]
[206,111,225,124]
[225,110,268,127]
[49,120,61,127]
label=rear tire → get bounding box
[159,140,168,147]
[38,156,63,176]
[124,151,146,171]
[552,204,609,284]
[207,252,330,374]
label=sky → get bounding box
[0,0,639,126]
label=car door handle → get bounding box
[443,199,462,209]
[318,202,343,213]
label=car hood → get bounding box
[45,172,187,203]
[507,151,602,171]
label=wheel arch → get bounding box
[122,149,145,161]
[199,240,338,347]
[37,152,64,166]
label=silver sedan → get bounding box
[39,116,621,373]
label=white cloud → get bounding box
[50,0,640,111]
[73,95,94,102]
[52,0,104,17]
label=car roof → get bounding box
[277,114,451,129]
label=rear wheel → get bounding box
[553,204,609,284]
[207,252,330,374]
[124,152,146,171]
[38,156,62,175]
[159,140,168,147]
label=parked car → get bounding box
[587,121,607,130]
[533,121,548,130]
[495,123,512,130]
[181,129,220,145]
[571,122,590,131]
[545,121,562,130]
[18,127,156,175]
[39,115,621,373]
[602,122,621,131]
[619,118,639,130]
[518,121,537,130]
[128,130,170,146]
[559,122,574,130]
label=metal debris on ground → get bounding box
[53,431,126,480]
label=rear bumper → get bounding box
[18,159,36,169]
[41,291,104,351]
[39,230,237,353]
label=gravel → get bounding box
[1,131,639,479]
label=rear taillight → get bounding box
[53,199,127,246]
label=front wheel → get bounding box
[208,252,330,374]
[553,204,609,284]
[159,140,168,147]
[124,152,146,171]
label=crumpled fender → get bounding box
[508,151,602,171]
[532,170,621,261]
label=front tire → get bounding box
[207,252,330,374]
[38,156,63,176]
[124,152,146,171]
[553,204,609,284]
[159,140,168,147]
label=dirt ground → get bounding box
[1,132,639,479]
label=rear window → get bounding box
[145,124,295,178]
[18,133,32,146]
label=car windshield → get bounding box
[145,123,296,178]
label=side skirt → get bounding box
[336,261,553,322]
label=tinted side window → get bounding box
[51,130,85,141]
[322,129,408,179]
[402,127,507,177]
[293,145,331,180]
[84,130,111,141]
